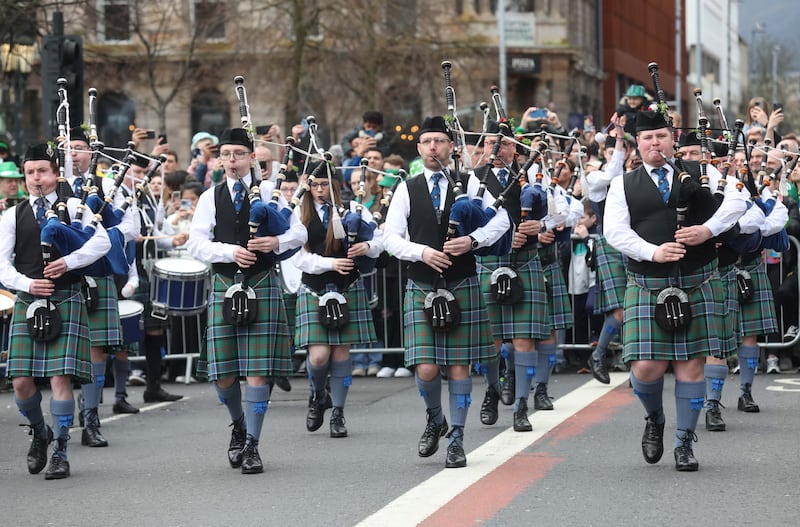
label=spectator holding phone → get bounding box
[166,182,203,237]
[743,97,783,146]
[187,132,219,188]
[520,106,567,136]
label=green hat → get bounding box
[0,141,8,150]
[0,161,23,179]
[625,85,647,98]
[379,174,400,188]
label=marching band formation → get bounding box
[0,60,792,479]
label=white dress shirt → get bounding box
[584,148,626,202]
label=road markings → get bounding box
[69,397,190,432]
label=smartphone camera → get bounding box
[180,199,191,210]
[145,130,156,139]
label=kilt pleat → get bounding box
[202,270,292,380]
[86,276,122,347]
[403,275,494,366]
[716,264,739,358]
[294,278,376,347]
[543,261,572,330]
[737,258,778,337]
[6,284,92,382]
[477,249,550,341]
[593,236,627,314]
[622,261,724,362]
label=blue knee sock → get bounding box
[704,364,729,402]
[738,345,759,394]
[481,354,501,393]
[629,373,665,423]
[329,359,352,408]
[674,380,705,447]
[82,361,107,411]
[514,351,537,410]
[593,315,622,360]
[448,377,472,429]
[215,381,244,423]
[15,390,46,436]
[535,342,557,384]
[50,398,75,458]
[244,384,270,444]
[415,373,443,424]
[113,358,129,402]
[308,361,330,395]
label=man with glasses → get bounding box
[188,128,307,474]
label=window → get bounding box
[97,91,136,149]
[191,90,229,140]
[98,0,131,42]
[193,1,226,40]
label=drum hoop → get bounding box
[0,290,15,315]
[118,300,145,318]
[154,258,209,276]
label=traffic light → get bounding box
[61,35,84,126]
[40,34,84,138]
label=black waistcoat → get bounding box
[301,205,358,292]
[212,180,274,278]
[623,162,716,276]
[407,172,476,285]
[15,200,80,287]
[474,163,521,226]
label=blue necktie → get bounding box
[322,204,330,229]
[73,176,83,197]
[232,181,245,213]
[497,168,508,188]
[430,172,443,210]
[654,167,670,203]
[35,197,47,226]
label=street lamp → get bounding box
[0,41,35,160]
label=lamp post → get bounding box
[1,41,35,160]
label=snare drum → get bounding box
[151,258,210,317]
[0,289,15,353]
[118,300,144,345]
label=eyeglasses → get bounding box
[484,140,514,148]
[219,151,250,160]
[419,137,450,146]
[309,181,330,189]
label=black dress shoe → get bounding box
[228,418,247,468]
[513,398,532,432]
[418,411,448,458]
[143,388,184,403]
[81,410,108,447]
[445,442,467,468]
[306,391,331,432]
[533,384,554,411]
[705,400,726,431]
[27,424,53,474]
[479,386,500,425]
[641,413,665,464]
[737,383,760,413]
[112,398,140,414]
[500,373,515,406]
[274,376,292,393]
[674,430,699,471]
[240,439,263,474]
[330,407,347,438]
[588,357,610,385]
[44,453,70,480]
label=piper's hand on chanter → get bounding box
[29,278,55,297]
[422,247,452,274]
[43,258,67,279]
[332,257,355,275]
[675,225,712,246]
[518,219,542,237]
[248,235,279,253]
[234,246,257,268]
[347,242,370,258]
[443,236,472,257]
[653,241,686,263]
[512,231,528,250]
[538,230,556,244]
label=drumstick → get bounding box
[139,235,175,241]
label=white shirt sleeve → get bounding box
[465,172,511,247]
[702,163,748,237]
[761,192,789,236]
[382,181,428,262]
[186,186,237,263]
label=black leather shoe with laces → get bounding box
[228,418,247,468]
[81,410,108,447]
[705,400,726,431]
[306,391,332,432]
[330,407,348,438]
[513,398,533,432]
[445,442,467,468]
[641,413,665,464]
[500,373,515,406]
[112,398,140,414]
[240,439,263,474]
[27,424,53,474]
[674,430,699,471]
[588,356,610,385]
[479,386,500,425]
[45,437,70,480]
[533,384,554,411]
[143,388,183,403]
[737,383,760,413]
[418,410,448,458]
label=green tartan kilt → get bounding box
[403,275,494,366]
[737,257,778,337]
[593,236,627,314]
[622,261,724,362]
[201,270,292,381]
[86,276,122,348]
[282,292,297,338]
[477,249,550,341]
[6,283,92,382]
[543,261,572,330]
[294,278,377,347]
[716,264,739,358]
